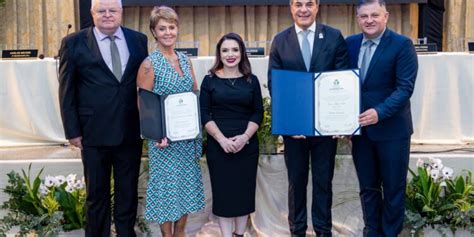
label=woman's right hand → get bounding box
[217,137,236,153]
[155,137,169,149]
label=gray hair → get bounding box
[91,0,123,9]
[290,0,320,5]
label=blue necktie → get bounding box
[360,40,375,82]
[301,30,311,71]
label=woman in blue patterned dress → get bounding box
[137,6,204,237]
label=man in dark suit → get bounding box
[58,0,148,236]
[268,0,349,236]
[345,1,418,236]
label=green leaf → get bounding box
[455,176,465,194]
[422,205,435,212]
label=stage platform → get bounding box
[0,144,472,236]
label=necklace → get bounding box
[228,78,238,86]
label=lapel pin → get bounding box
[319,33,324,39]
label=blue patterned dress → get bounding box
[144,49,205,224]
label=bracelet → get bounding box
[243,133,251,139]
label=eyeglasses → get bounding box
[94,8,121,16]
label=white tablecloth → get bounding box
[1,53,473,147]
[411,53,474,144]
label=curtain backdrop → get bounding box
[0,1,472,57]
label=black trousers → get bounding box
[81,142,142,237]
[284,136,337,237]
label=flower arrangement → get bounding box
[0,164,86,236]
[404,158,474,235]
[257,97,280,154]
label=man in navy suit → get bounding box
[58,0,148,236]
[345,0,418,236]
[268,0,349,236]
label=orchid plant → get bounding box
[0,164,86,236]
[404,158,474,235]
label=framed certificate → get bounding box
[314,70,361,136]
[271,69,361,136]
[138,89,201,142]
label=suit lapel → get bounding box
[352,34,363,69]
[309,24,324,71]
[288,28,307,71]
[122,27,139,82]
[364,30,391,85]
[84,27,118,82]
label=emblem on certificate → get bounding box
[271,69,361,136]
[138,89,202,142]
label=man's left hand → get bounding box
[359,108,379,127]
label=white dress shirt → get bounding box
[93,27,130,75]
[295,21,316,56]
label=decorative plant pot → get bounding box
[401,227,471,237]
[57,229,85,237]
[416,227,471,237]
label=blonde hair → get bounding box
[149,6,179,40]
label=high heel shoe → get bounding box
[233,232,244,237]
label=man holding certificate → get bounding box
[346,0,418,236]
[268,0,349,236]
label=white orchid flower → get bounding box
[441,167,454,180]
[39,183,50,195]
[430,158,443,170]
[66,174,77,186]
[74,180,84,189]
[55,175,66,186]
[65,184,75,193]
[416,159,424,168]
[44,175,56,187]
[430,169,440,181]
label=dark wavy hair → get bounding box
[209,32,252,82]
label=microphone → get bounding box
[54,24,73,60]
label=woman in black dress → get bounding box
[200,32,263,237]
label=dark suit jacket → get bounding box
[346,29,418,141]
[268,23,350,94]
[58,26,148,146]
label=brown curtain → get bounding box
[0,1,471,57]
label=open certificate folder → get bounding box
[271,69,361,136]
[138,88,201,142]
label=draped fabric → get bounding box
[0,1,472,57]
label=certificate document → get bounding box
[164,92,201,141]
[314,70,360,136]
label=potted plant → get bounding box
[404,158,474,236]
[0,164,85,236]
[0,164,151,236]
[257,97,282,155]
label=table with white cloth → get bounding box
[0,53,473,236]
[1,53,473,146]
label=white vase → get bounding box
[422,227,471,237]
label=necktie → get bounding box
[301,30,311,71]
[360,40,375,82]
[108,36,122,81]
